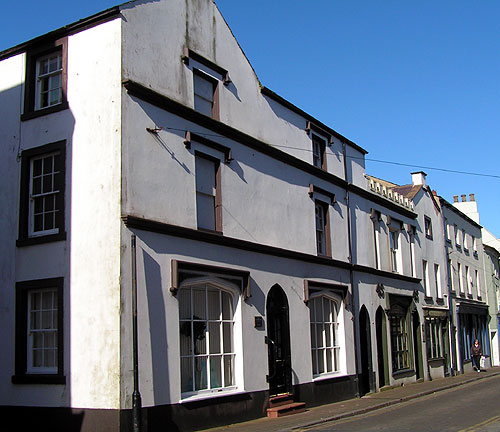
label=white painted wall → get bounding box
[120,0,364,190]
[66,18,122,409]
[0,52,25,404]
[0,17,122,409]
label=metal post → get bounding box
[131,234,142,432]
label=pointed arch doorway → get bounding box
[376,307,388,388]
[359,306,372,396]
[266,285,292,396]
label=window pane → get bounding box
[32,177,41,195]
[181,357,193,393]
[210,355,222,389]
[196,194,216,230]
[180,322,192,356]
[192,287,206,320]
[194,96,213,117]
[221,291,233,320]
[209,322,221,354]
[326,348,333,372]
[194,74,215,99]
[316,323,323,348]
[317,348,325,374]
[193,322,207,355]
[207,287,220,320]
[223,355,234,386]
[312,349,318,375]
[194,356,208,391]
[223,322,233,353]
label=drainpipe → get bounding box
[343,142,361,395]
[131,234,142,432]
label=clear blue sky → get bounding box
[2,1,499,237]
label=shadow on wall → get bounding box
[1,80,80,427]
[142,248,170,404]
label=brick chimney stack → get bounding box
[453,195,458,203]
[470,193,475,202]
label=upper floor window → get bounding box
[423,260,430,297]
[434,263,442,298]
[409,227,416,277]
[315,200,331,257]
[312,134,327,170]
[466,265,472,295]
[371,209,381,270]
[445,219,451,242]
[36,52,63,110]
[458,262,464,294]
[195,153,222,232]
[183,49,228,121]
[475,270,481,298]
[389,229,401,273]
[193,69,219,119]
[454,224,460,247]
[23,38,68,120]
[424,216,433,240]
[309,294,341,377]
[18,141,66,246]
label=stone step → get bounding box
[268,393,294,408]
[267,401,306,418]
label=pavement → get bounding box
[201,367,500,432]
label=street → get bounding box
[297,374,500,432]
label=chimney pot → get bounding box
[461,194,467,202]
[432,190,437,196]
[453,195,458,203]
[469,193,475,202]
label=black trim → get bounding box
[185,131,232,163]
[123,215,422,284]
[17,140,66,246]
[13,277,65,384]
[123,80,417,219]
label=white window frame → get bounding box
[475,269,481,298]
[434,263,442,298]
[35,52,63,110]
[466,265,472,295]
[389,229,401,274]
[178,277,240,399]
[423,260,430,297]
[458,262,464,294]
[309,291,345,378]
[29,151,61,237]
[27,288,58,374]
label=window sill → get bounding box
[464,248,470,256]
[12,374,66,385]
[446,239,452,245]
[392,368,415,378]
[21,101,69,121]
[436,297,445,304]
[179,386,241,404]
[312,371,345,382]
[17,232,67,247]
[424,296,434,303]
[425,235,433,241]
[456,245,462,252]
[428,357,445,363]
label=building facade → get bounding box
[0,1,497,431]
[440,195,489,374]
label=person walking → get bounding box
[471,339,482,372]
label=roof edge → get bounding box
[261,86,368,155]
[0,6,121,61]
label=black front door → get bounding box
[266,285,292,396]
[359,306,372,396]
